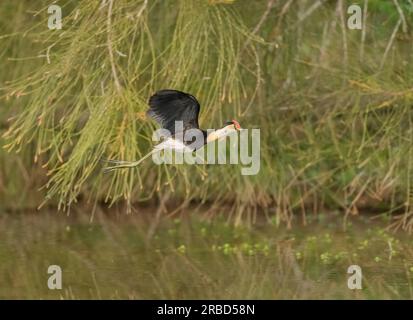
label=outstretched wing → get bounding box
[147,89,201,135]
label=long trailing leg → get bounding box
[102,149,157,173]
[103,145,207,174]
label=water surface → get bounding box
[0,211,412,299]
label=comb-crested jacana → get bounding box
[103,89,241,172]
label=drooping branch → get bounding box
[107,0,122,93]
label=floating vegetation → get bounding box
[0,212,412,299]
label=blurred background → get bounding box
[1,0,413,299]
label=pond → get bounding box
[0,210,412,299]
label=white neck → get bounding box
[206,126,231,143]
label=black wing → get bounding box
[147,89,201,135]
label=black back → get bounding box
[147,89,201,135]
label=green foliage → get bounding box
[1,0,413,229]
[2,0,261,210]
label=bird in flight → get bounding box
[103,89,241,172]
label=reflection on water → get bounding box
[0,210,412,299]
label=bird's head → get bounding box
[223,119,242,131]
[218,119,242,137]
[206,119,242,143]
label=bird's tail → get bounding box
[102,149,157,173]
